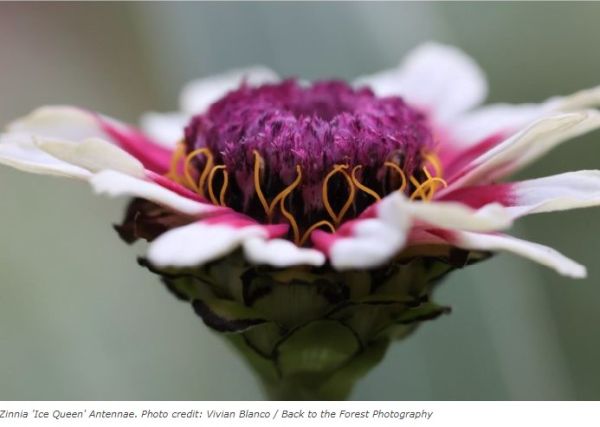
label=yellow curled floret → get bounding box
[253,150,271,219]
[183,147,214,196]
[384,161,408,193]
[408,153,447,201]
[299,220,336,246]
[165,145,448,244]
[165,142,186,185]
[277,165,303,244]
[322,164,356,227]
[423,152,443,177]
[269,165,302,218]
[351,165,381,202]
[208,165,229,206]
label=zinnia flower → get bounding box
[2,43,599,400]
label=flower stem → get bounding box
[226,333,390,401]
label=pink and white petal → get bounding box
[312,194,411,269]
[90,170,222,216]
[436,182,513,210]
[442,170,600,218]
[354,42,487,123]
[439,133,506,181]
[36,137,144,177]
[202,212,289,238]
[148,217,288,267]
[444,110,600,191]
[311,191,513,270]
[179,66,279,115]
[243,237,325,267]
[406,227,451,247]
[4,105,173,175]
[148,223,265,267]
[0,133,90,179]
[442,230,586,278]
[96,114,172,174]
[312,218,409,270]
[393,195,513,232]
[139,112,188,149]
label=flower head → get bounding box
[180,79,435,238]
[3,43,598,276]
[3,43,600,399]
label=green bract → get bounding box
[142,249,484,400]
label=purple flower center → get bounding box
[183,79,435,236]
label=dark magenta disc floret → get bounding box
[185,79,433,221]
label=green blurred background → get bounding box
[1,2,599,400]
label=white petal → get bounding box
[0,106,110,178]
[7,105,104,140]
[393,194,513,231]
[90,170,218,216]
[354,42,487,123]
[139,112,187,149]
[508,170,600,218]
[446,110,600,191]
[450,103,549,147]
[180,66,279,115]
[1,105,172,178]
[147,222,267,267]
[36,137,144,177]
[243,237,325,267]
[326,195,412,269]
[555,85,600,112]
[452,231,586,278]
[450,85,600,147]
[319,191,512,270]
[329,219,408,270]
[0,133,90,178]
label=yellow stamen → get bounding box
[184,148,213,196]
[322,165,356,226]
[165,142,449,238]
[351,165,381,201]
[422,166,438,199]
[409,175,428,200]
[165,142,186,184]
[423,152,443,177]
[423,167,434,200]
[337,168,356,224]
[300,220,336,246]
[219,169,229,207]
[409,169,447,201]
[427,178,448,199]
[207,165,228,206]
[253,150,271,218]
[279,191,301,245]
[269,165,302,219]
[384,161,407,192]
